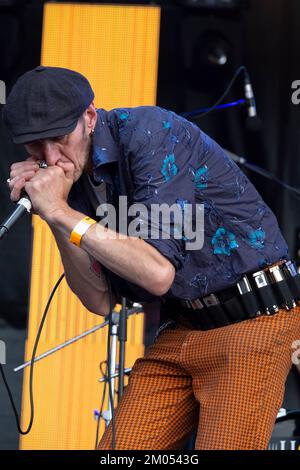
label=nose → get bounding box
[42,140,61,166]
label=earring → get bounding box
[90,128,95,136]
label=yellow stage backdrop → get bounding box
[20,3,161,450]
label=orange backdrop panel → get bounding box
[20,2,160,450]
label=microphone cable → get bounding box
[0,272,65,435]
[181,65,246,120]
[94,360,108,450]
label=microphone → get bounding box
[0,160,47,240]
[0,196,32,240]
[244,71,262,132]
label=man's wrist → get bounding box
[46,204,84,239]
[46,204,70,227]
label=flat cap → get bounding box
[3,66,94,144]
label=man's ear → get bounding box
[86,102,97,131]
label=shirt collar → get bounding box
[91,108,119,184]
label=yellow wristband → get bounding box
[69,216,96,247]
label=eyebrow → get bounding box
[27,135,67,145]
[52,135,67,141]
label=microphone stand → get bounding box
[13,300,143,431]
[107,310,118,422]
[224,149,300,199]
[118,297,128,402]
[13,304,143,373]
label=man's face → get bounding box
[24,114,92,182]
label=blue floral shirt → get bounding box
[68,106,289,302]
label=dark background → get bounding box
[0,0,299,449]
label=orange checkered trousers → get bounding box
[98,306,300,450]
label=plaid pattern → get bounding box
[98,306,300,450]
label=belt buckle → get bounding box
[202,293,220,307]
[183,294,219,310]
[184,298,204,310]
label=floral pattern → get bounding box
[246,228,266,250]
[211,227,239,256]
[161,154,178,182]
[190,165,209,190]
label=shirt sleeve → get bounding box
[117,106,202,271]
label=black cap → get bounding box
[2,66,95,144]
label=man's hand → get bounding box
[24,160,75,221]
[9,157,75,221]
[9,156,40,202]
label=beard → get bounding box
[83,134,94,176]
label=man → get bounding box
[3,66,300,450]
